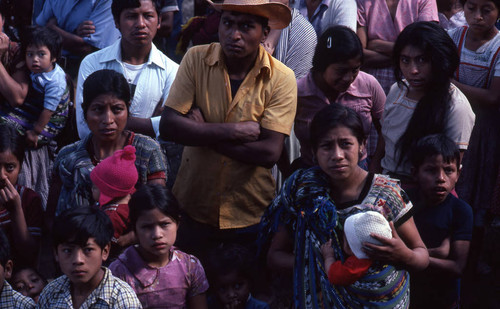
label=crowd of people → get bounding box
[0,0,499,308]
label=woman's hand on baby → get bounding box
[363,221,412,265]
[0,177,21,211]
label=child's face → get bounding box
[463,0,499,32]
[135,208,178,266]
[0,150,20,189]
[25,45,55,74]
[12,268,45,302]
[215,271,250,309]
[414,155,459,205]
[55,238,109,288]
[399,45,432,94]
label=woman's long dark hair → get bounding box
[393,21,459,168]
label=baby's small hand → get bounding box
[321,239,335,260]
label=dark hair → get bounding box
[0,229,10,267]
[112,0,161,24]
[312,26,363,73]
[129,184,181,229]
[0,123,25,165]
[393,21,459,168]
[220,10,269,29]
[459,0,500,12]
[52,206,114,249]
[310,103,365,151]
[206,244,256,288]
[12,266,48,286]
[410,134,460,169]
[22,26,62,61]
[82,69,131,119]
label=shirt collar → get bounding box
[298,71,372,99]
[99,40,166,70]
[118,246,161,288]
[54,268,113,306]
[30,63,62,81]
[0,281,14,303]
[204,43,272,79]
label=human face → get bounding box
[399,45,432,94]
[321,57,361,95]
[0,260,13,292]
[116,0,160,48]
[135,208,178,267]
[219,11,269,62]
[414,155,459,205]
[215,271,250,309]
[0,150,20,188]
[25,45,55,74]
[315,126,363,183]
[12,269,46,302]
[85,94,128,143]
[463,0,499,34]
[55,238,109,289]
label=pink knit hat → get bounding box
[90,145,138,205]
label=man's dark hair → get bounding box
[22,26,62,61]
[112,0,161,24]
[52,206,114,249]
[0,229,10,268]
[410,134,460,170]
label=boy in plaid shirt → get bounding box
[36,207,142,308]
[0,229,35,308]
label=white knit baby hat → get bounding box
[344,211,393,259]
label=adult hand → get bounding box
[76,20,96,38]
[363,221,412,265]
[25,130,39,148]
[231,121,260,142]
[0,177,21,212]
[0,32,10,57]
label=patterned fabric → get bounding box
[0,281,35,309]
[274,9,317,80]
[450,27,500,215]
[259,167,412,308]
[53,132,167,216]
[36,267,142,308]
[109,246,209,308]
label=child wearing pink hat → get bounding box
[90,145,138,249]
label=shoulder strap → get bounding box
[455,26,468,81]
[484,41,500,88]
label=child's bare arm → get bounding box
[428,240,470,277]
[320,239,336,271]
[427,237,450,259]
[26,108,54,147]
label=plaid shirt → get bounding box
[36,267,142,309]
[0,281,35,309]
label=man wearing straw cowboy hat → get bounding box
[160,0,297,257]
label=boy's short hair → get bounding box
[206,244,256,287]
[111,0,160,24]
[0,229,10,267]
[22,26,62,61]
[410,134,460,169]
[52,207,114,250]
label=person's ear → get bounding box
[157,14,162,30]
[101,243,111,262]
[4,260,13,280]
[261,25,270,43]
[53,248,59,263]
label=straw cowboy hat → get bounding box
[210,0,292,29]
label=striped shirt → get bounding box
[36,267,142,309]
